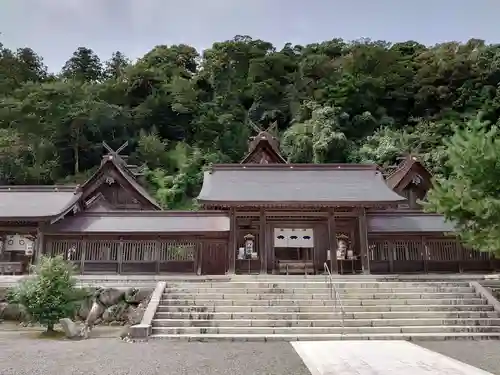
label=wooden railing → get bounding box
[368,236,497,273]
[324,261,345,334]
[44,238,199,274]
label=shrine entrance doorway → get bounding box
[274,228,315,274]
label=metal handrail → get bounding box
[324,261,345,334]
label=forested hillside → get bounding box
[1,36,499,209]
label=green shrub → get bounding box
[7,255,83,332]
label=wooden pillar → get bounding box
[227,209,236,274]
[195,240,202,276]
[422,236,429,273]
[259,209,267,273]
[327,209,338,273]
[358,207,370,274]
[34,227,44,266]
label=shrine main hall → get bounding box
[0,129,494,276]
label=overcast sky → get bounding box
[1,0,499,72]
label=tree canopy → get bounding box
[425,117,500,254]
[1,36,500,209]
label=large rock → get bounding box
[126,289,151,305]
[59,318,82,339]
[97,288,128,307]
[0,285,153,334]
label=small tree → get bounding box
[425,116,500,254]
[7,255,82,332]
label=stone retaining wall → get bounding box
[0,287,153,326]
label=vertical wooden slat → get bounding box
[422,236,428,273]
[358,208,370,274]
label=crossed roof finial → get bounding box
[102,141,129,165]
[247,119,278,135]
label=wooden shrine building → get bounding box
[0,130,496,276]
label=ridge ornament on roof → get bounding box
[241,119,287,164]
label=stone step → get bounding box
[149,332,500,341]
[158,298,486,307]
[165,281,473,288]
[155,310,500,320]
[157,304,493,313]
[161,292,478,300]
[150,325,500,335]
[232,274,486,280]
[78,284,157,289]
[163,287,475,294]
[152,318,500,328]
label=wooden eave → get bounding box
[45,210,230,235]
[385,156,433,194]
[199,201,400,209]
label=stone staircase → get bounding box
[482,280,500,300]
[150,278,500,341]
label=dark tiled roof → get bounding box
[367,212,455,232]
[198,164,405,205]
[0,186,80,219]
[47,211,230,233]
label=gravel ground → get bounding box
[415,341,500,374]
[0,331,309,375]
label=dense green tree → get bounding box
[1,36,500,208]
[425,117,500,254]
[62,47,103,82]
[7,255,83,332]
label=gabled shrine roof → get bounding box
[47,211,230,233]
[0,185,81,220]
[385,155,432,193]
[80,154,161,210]
[241,131,287,164]
[198,164,405,206]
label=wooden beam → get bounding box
[358,207,370,274]
[0,226,38,233]
[259,209,267,273]
[264,211,329,217]
[102,141,114,154]
[115,141,129,154]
